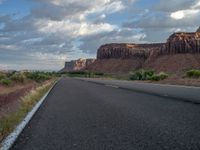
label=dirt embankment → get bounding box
[0,82,37,118]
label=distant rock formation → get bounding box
[59,58,95,73]
[197,27,200,32]
[60,27,200,73]
[97,43,164,60]
[86,27,200,73]
[162,32,200,54]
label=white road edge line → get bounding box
[0,81,58,150]
[105,84,119,89]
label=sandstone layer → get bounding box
[97,43,164,59]
[60,27,200,73]
[197,27,200,32]
[161,32,200,54]
[60,58,95,73]
[87,28,200,73]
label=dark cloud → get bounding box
[154,0,198,12]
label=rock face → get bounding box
[61,27,200,73]
[197,27,200,32]
[162,32,200,54]
[86,27,200,73]
[60,58,95,72]
[97,43,164,59]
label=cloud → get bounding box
[154,0,198,12]
[0,0,199,70]
[123,0,200,42]
[170,9,200,20]
[79,28,146,54]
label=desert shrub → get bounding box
[129,69,155,80]
[94,72,104,76]
[129,72,142,80]
[24,72,51,82]
[150,75,160,81]
[0,73,6,80]
[10,73,25,83]
[158,72,169,80]
[0,78,12,86]
[67,71,104,78]
[6,71,16,78]
[68,71,88,75]
[130,70,168,81]
[186,70,200,78]
[150,72,168,81]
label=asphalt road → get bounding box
[80,78,200,103]
[11,78,200,150]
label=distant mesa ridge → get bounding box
[60,27,200,73]
[164,32,200,54]
[97,31,200,60]
[59,58,95,73]
[197,26,200,32]
[97,43,164,59]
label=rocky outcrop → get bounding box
[162,32,200,54]
[144,30,200,72]
[60,58,95,73]
[97,32,200,61]
[87,27,200,73]
[61,27,200,73]
[97,43,164,59]
[197,27,200,32]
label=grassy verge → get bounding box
[0,71,59,86]
[0,80,56,142]
[65,71,105,78]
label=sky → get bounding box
[0,0,200,70]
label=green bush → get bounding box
[67,71,104,78]
[94,72,104,76]
[0,73,6,80]
[129,69,155,80]
[0,78,12,86]
[129,70,168,81]
[150,75,160,81]
[186,70,200,78]
[10,73,25,83]
[158,72,169,80]
[24,72,52,82]
[150,73,168,81]
[6,71,16,78]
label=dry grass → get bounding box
[0,80,56,142]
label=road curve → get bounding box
[11,78,200,150]
[80,78,200,104]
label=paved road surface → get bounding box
[12,78,200,150]
[80,78,200,103]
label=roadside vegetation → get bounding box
[0,71,59,86]
[186,69,200,78]
[0,80,56,142]
[62,70,169,82]
[129,69,169,81]
[65,71,104,78]
[0,71,59,142]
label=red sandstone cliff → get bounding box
[197,27,200,32]
[86,28,200,73]
[60,58,95,73]
[60,27,200,73]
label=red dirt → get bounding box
[144,54,200,73]
[86,58,144,73]
[0,82,37,118]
